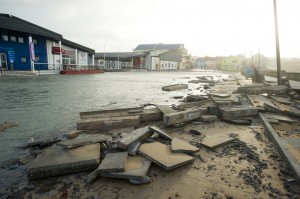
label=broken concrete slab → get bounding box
[138,142,194,170]
[80,107,143,119]
[209,93,231,98]
[237,85,288,95]
[198,115,217,123]
[28,137,60,148]
[208,106,222,117]
[63,130,83,139]
[271,96,291,105]
[77,115,140,131]
[27,144,100,180]
[100,155,151,181]
[154,105,176,114]
[149,126,172,141]
[128,142,141,156]
[263,113,297,123]
[185,95,207,102]
[163,108,203,126]
[220,118,252,125]
[220,105,259,118]
[171,137,199,153]
[162,84,188,91]
[200,136,236,150]
[117,126,153,150]
[19,154,35,165]
[97,152,128,173]
[57,135,107,149]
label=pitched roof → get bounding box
[62,39,95,54]
[159,52,182,62]
[135,43,183,51]
[0,13,62,40]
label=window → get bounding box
[10,36,16,42]
[33,38,38,45]
[2,35,8,41]
[21,57,27,63]
[18,37,24,43]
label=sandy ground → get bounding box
[1,75,300,199]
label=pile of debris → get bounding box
[1,73,300,196]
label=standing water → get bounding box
[0,71,226,160]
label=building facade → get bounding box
[0,14,95,71]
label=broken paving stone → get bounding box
[57,134,107,149]
[162,84,188,91]
[128,142,141,156]
[220,105,258,118]
[117,126,153,150]
[220,118,252,125]
[200,136,236,150]
[138,142,194,170]
[149,126,172,141]
[171,137,199,153]
[27,144,100,180]
[28,137,60,148]
[163,108,202,126]
[263,113,297,123]
[271,96,291,105]
[77,115,141,131]
[209,93,231,98]
[108,127,134,136]
[154,105,176,114]
[198,115,217,123]
[97,152,128,173]
[63,130,83,139]
[19,154,35,165]
[100,155,151,181]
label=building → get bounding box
[204,56,217,70]
[195,57,205,69]
[134,43,191,71]
[221,56,242,71]
[94,52,147,69]
[0,13,95,72]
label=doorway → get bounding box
[0,53,7,69]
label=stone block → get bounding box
[77,115,140,131]
[97,152,128,173]
[171,137,199,153]
[27,144,100,179]
[100,155,151,180]
[220,105,258,118]
[63,130,82,139]
[57,135,107,149]
[198,115,217,123]
[117,126,153,150]
[128,142,141,156]
[138,142,194,170]
[162,84,188,91]
[163,108,202,126]
[200,136,236,149]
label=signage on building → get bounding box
[52,47,65,55]
[7,50,15,62]
[29,42,35,62]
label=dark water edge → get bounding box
[0,70,226,161]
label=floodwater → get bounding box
[0,70,227,161]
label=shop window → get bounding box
[2,35,8,41]
[33,38,38,45]
[18,37,24,43]
[21,57,27,63]
[10,36,16,42]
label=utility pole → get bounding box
[273,0,282,85]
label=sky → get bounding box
[1,0,300,58]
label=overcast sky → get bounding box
[1,0,300,58]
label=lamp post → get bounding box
[273,0,282,85]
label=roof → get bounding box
[62,39,95,54]
[95,52,148,60]
[159,52,182,62]
[135,43,183,51]
[0,13,62,40]
[0,13,95,54]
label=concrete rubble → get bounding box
[3,72,300,198]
